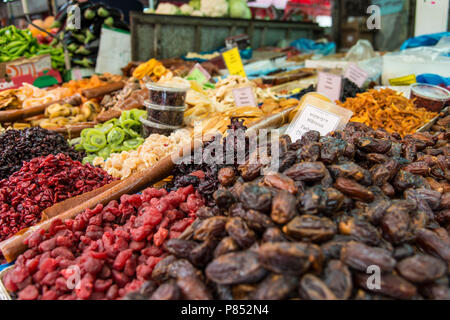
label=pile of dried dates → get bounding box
[125,121,449,300]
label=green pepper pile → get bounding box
[0,25,65,71]
[76,109,147,164]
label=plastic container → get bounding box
[410,83,450,112]
[140,116,182,137]
[144,101,186,127]
[146,81,190,106]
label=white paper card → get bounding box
[344,63,369,88]
[232,87,257,107]
[317,72,342,102]
[95,26,131,75]
[286,104,341,141]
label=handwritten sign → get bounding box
[344,63,368,88]
[186,63,211,85]
[232,87,257,107]
[222,47,246,78]
[285,95,353,142]
[317,72,343,102]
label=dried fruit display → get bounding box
[337,88,438,136]
[126,121,449,300]
[0,127,83,180]
[4,185,203,300]
[0,153,115,243]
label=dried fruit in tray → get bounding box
[0,127,83,180]
[123,120,450,300]
[0,153,115,244]
[4,185,203,300]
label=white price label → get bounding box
[286,104,341,141]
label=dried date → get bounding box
[177,276,212,300]
[258,242,322,275]
[218,167,236,187]
[193,217,228,241]
[416,228,450,262]
[263,173,298,194]
[340,241,396,272]
[283,215,336,243]
[355,273,417,300]
[252,274,298,300]
[225,217,256,248]
[397,254,446,284]
[205,251,267,285]
[284,162,328,182]
[271,191,297,225]
[239,184,273,213]
[214,237,240,258]
[338,217,381,246]
[299,274,337,300]
[323,260,352,300]
[334,177,375,202]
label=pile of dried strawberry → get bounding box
[3,185,203,300]
[0,153,115,243]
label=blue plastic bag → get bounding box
[416,74,450,87]
[401,32,450,51]
[290,38,336,56]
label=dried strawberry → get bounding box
[18,285,39,300]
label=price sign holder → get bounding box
[285,94,353,142]
[186,63,211,84]
[232,87,257,107]
[317,72,343,102]
[344,63,369,88]
[222,47,246,78]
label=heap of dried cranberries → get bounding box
[0,153,114,243]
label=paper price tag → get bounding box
[317,72,343,102]
[344,63,369,88]
[222,47,246,78]
[186,63,211,84]
[285,95,353,142]
[232,87,257,107]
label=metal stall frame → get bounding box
[130,12,324,61]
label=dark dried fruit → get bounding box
[334,177,375,202]
[239,184,273,213]
[339,218,381,246]
[271,191,297,225]
[340,241,396,272]
[193,217,228,241]
[214,237,240,258]
[283,215,336,243]
[323,260,352,300]
[299,274,337,300]
[205,251,267,285]
[177,276,212,300]
[416,228,450,262]
[150,282,181,300]
[258,242,322,275]
[355,273,417,300]
[284,162,328,182]
[218,167,236,187]
[252,274,298,300]
[263,173,298,194]
[225,217,256,248]
[397,255,446,284]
